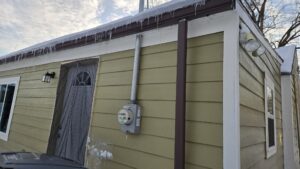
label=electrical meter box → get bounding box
[118,104,141,134]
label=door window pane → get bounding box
[73,72,91,86]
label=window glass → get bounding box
[265,76,276,158]
[0,84,15,132]
[73,72,91,86]
[268,118,275,147]
[0,85,7,114]
[0,77,19,141]
[267,86,273,115]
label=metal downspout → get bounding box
[139,0,144,13]
[175,19,187,169]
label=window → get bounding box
[0,77,20,141]
[265,75,276,158]
[72,72,91,86]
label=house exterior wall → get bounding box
[88,32,224,169]
[292,75,300,164]
[0,62,61,152]
[291,54,300,163]
[282,75,296,169]
[239,47,283,169]
[0,11,239,168]
[281,53,300,169]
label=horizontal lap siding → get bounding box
[0,62,60,153]
[89,33,224,169]
[292,53,300,160]
[292,76,300,158]
[240,47,283,169]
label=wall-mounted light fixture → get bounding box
[42,72,55,83]
[240,23,266,57]
[252,45,266,57]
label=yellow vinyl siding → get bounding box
[0,62,60,153]
[89,32,224,169]
[240,47,283,169]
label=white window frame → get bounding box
[265,75,277,158]
[0,76,20,141]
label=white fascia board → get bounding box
[236,2,283,64]
[0,10,235,72]
[223,11,241,169]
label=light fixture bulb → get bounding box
[253,45,266,57]
[244,39,260,52]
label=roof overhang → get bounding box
[276,45,297,74]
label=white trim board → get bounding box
[0,10,235,72]
[0,76,20,141]
[222,11,241,169]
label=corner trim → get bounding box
[223,11,240,169]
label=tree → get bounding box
[240,0,300,47]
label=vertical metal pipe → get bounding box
[130,34,142,104]
[174,19,187,169]
[146,0,149,9]
[139,0,145,12]
[130,0,144,103]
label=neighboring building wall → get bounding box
[281,53,300,169]
[240,47,283,169]
[0,62,60,152]
[88,32,224,169]
[291,54,300,163]
[291,74,300,165]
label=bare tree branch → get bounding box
[278,13,300,47]
[240,0,300,47]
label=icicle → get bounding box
[194,3,198,16]
[1,0,211,61]
[140,20,144,30]
[109,31,112,40]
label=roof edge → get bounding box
[0,0,234,65]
